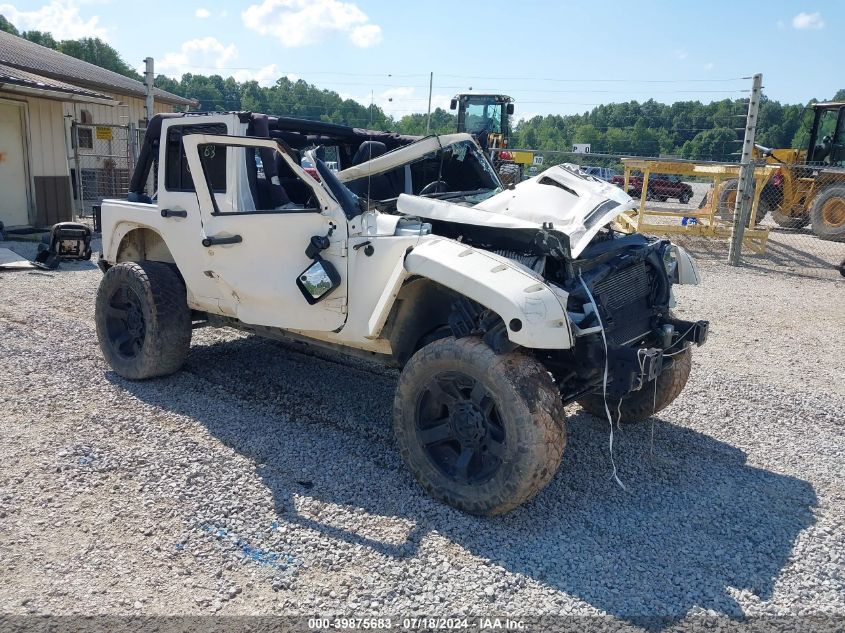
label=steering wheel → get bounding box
[420,180,450,195]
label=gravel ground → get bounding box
[0,238,843,625]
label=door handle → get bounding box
[160,208,188,218]
[202,234,243,247]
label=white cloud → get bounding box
[242,0,382,48]
[156,37,288,86]
[341,86,450,119]
[349,23,381,47]
[157,36,238,77]
[0,0,108,40]
[195,7,210,18]
[232,64,289,87]
[515,111,541,124]
[792,11,824,30]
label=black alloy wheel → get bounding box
[104,285,146,359]
[416,371,506,485]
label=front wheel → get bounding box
[809,185,845,241]
[679,191,692,204]
[95,261,192,380]
[578,346,692,424]
[393,337,565,516]
[717,179,767,226]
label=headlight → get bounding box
[662,244,679,283]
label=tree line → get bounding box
[2,15,842,162]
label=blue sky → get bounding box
[1,0,841,119]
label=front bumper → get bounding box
[604,317,708,399]
[665,316,709,347]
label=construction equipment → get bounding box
[717,102,845,240]
[449,93,534,183]
[615,158,778,254]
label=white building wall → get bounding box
[0,85,183,225]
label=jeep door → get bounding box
[183,134,349,332]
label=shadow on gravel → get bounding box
[114,335,818,622]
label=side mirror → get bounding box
[506,103,514,115]
[450,98,457,111]
[296,258,341,304]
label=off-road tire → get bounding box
[809,185,845,241]
[717,179,767,226]
[578,345,692,424]
[393,337,565,516]
[679,190,692,204]
[95,261,191,380]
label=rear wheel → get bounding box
[809,185,845,241]
[578,346,692,424]
[679,191,692,204]
[95,261,192,380]
[393,337,565,515]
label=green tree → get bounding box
[0,14,19,34]
[57,37,142,80]
[21,29,57,49]
[681,127,738,161]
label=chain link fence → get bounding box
[491,147,845,279]
[71,122,134,220]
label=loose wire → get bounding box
[579,275,626,491]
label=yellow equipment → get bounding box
[449,93,534,183]
[615,158,778,254]
[729,102,845,241]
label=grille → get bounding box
[593,261,653,345]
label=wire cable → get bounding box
[578,275,626,491]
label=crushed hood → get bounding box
[396,164,636,258]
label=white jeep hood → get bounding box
[397,164,636,258]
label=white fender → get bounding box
[404,237,572,350]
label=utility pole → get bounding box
[143,57,155,125]
[425,72,433,134]
[728,73,763,266]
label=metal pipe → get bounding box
[425,72,433,134]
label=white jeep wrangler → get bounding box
[95,112,708,515]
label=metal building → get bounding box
[0,30,195,228]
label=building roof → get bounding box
[0,62,113,102]
[0,30,196,106]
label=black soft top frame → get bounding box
[128,111,421,199]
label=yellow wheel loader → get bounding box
[449,93,534,184]
[713,102,845,240]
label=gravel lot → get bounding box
[0,238,843,624]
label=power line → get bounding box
[158,65,748,85]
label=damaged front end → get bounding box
[390,159,709,404]
[539,232,708,403]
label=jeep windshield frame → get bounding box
[337,133,502,202]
